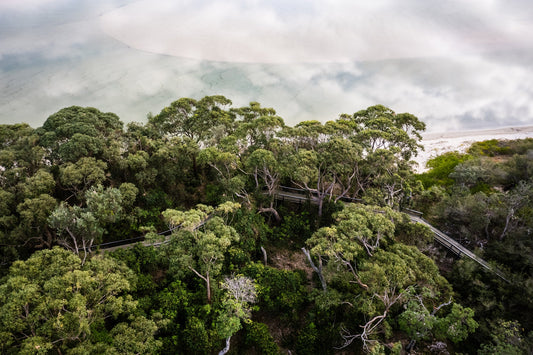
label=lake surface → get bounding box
[1,0,533,132]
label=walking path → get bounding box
[273,186,509,282]
[96,186,508,281]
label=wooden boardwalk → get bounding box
[272,187,509,282]
[95,186,508,282]
[405,213,508,281]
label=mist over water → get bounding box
[1,0,533,132]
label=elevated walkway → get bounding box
[272,186,509,282]
[95,186,508,282]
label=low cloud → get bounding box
[100,0,533,63]
[1,0,532,134]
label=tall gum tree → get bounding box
[288,138,363,217]
[158,202,241,303]
[149,95,234,144]
[48,185,126,264]
[0,247,160,354]
[347,105,425,161]
[232,101,285,152]
[37,106,123,164]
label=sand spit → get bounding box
[415,125,533,172]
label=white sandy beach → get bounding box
[415,125,533,172]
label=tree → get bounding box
[398,289,478,345]
[0,123,45,177]
[48,185,125,264]
[149,95,233,144]
[336,244,455,352]
[362,148,417,208]
[59,157,108,201]
[16,194,58,249]
[479,320,528,355]
[0,247,160,354]
[232,101,285,151]
[216,275,257,355]
[38,106,123,163]
[417,151,472,188]
[158,202,241,303]
[288,138,362,217]
[245,148,281,220]
[199,146,246,201]
[305,204,399,292]
[304,202,456,351]
[346,105,425,161]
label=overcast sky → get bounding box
[1,0,532,132]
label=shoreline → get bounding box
[415,125,533,172]
[423,125,533,140]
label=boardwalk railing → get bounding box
[272,186,509,282]
[95,186,508,282]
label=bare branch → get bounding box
[188,266,208,283]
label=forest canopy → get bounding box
[0,97,532,354]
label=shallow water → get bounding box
[1,1,532,131]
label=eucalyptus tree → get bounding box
[0,166,58,261]
[0,247,160,354]
[362,148,419,208]
[198,146,246,201]
[48,185,127,264]
[157,202,241,303]
[148,95,234,145]
[151,136,200,200]
[232,101,285,151]
[217,275,257,355]
[59,157,108,201]
[280,120,326,151]
[245,148,282,220]
[37,106,124,164]
[344,105,426,161]
[287,137,363,216]
[304,203,472,351]
[304,204,399,292]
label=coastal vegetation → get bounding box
[0,97,532,354]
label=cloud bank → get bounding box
[100,0,533,63]
[0,0,532,133]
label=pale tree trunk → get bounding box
[189,266,212,303]
[218,336,231,355]
[302,248,327,292]
[260,246,268,265]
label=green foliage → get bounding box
[110,315,162,354]
[216,275,257,341]
[417,151,471,187]
[6,99,531,353]
[59,157,108,198]
[433,303,478,343]
[294,322,319,355]
[468,139,511,157]
[158,204,241,303]
[242,262,308,316]
[49,185,126,254]
[39,106,123,163]
[478,320,529,355]
[394,217,434,248]
[182,316,213,354]
[244,322,281,355]
[0,248,157,354]
[398,298,435,341]
[271,208,314,246]
[149,95,233,144]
